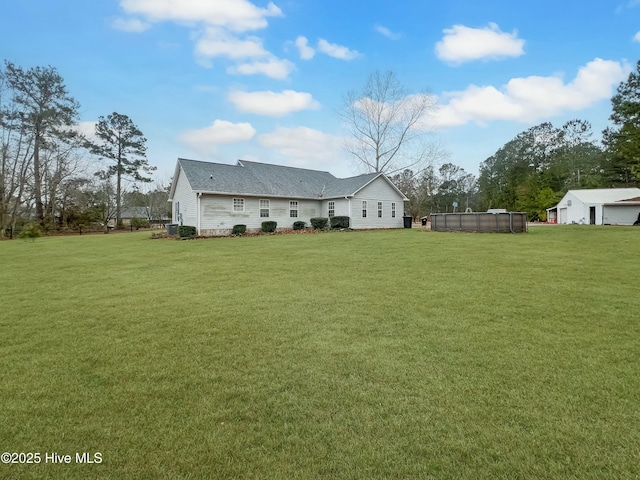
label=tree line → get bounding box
[0,61,166,237]
[4,59,639,234]
[391,61,640,221]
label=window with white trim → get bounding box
[362,200,367,218]
[233,198,244,212]
[289,200,298,218]
[378,201,383,218]
[260,199,270,217]
[391,202,396,218]
[328,201,335,217]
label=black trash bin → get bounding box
[403,216,412,229]
[167,223,178,235]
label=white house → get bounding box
[547,188,640,225]
[168,159,409,236]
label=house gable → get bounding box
[170,165,198,227]
[349,175,405,229]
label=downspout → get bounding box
[346,196,351,227]
[197,192,202,235]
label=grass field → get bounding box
[0,226,639,479]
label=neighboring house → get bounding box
[115,206,170,227]
[168,158,409,236]
[547,188,640,225]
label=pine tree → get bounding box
[602,60,640,186]
[86,112,155,227]
[2,62,80,225]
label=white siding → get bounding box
[199,195,322,235]
[559,208,567,224]
[557,192,595,224]
[323,198,350,219]
[349,177,404,229]
[603,205,640,225]
[555,189,640,225]
[171,167,198,227]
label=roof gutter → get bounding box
[197,192,202,235]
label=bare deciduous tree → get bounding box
[341,70,442,175]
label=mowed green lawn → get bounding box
[0,226,639,479]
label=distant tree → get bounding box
[1,73,32,236]
[434,163,478,212]
[479,120,609,218]
[55,176,93,228]
[1,61,80,226]
[122,181,170,224]
[86,112,155,227]
[87,178,118,233]
[391,169,420,220]
[393,164,479,218]
[479,123,564,213]
[341,70,442,175]
[145,183,171,223]
[602,60,640,186]
[555,120,604,189]
[437,163,464,211]
[415,166,439,214]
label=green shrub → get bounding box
[130,217,150,229]
[330,216,350,229]
[232,224,247,235]
[18,223,40,240]
[310,217,328,230]
[261,221,277,233]
[293,221,306,230]
[178,225,197,237]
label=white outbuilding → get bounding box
[547,188,640,225]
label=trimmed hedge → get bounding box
[232,224,246,235]
[178,225,197,237]
[310,217,328,230]
[293,221,306,230]
[131,217,150,229]
[261,221,277,233]
[330,216,350,229]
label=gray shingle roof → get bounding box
[175,158,403,200]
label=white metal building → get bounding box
[547,188,640,225]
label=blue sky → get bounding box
[1,0,639,183]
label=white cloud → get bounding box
[119,0,282,32]
[435,23,525,64]
[374,24,400,40]
[295,36,315,60]
[179,120,256,152]
[75,121,99,142]
[111,17,150,32]
[615,1,640,14]
[433,58,629,128]
[258,127,345,170]
[118,0,287,78]
[634,31,640,42]
[195,27,268,60]
[317,39,361,60]
[227,57,295,79]
[228,90,320,116]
